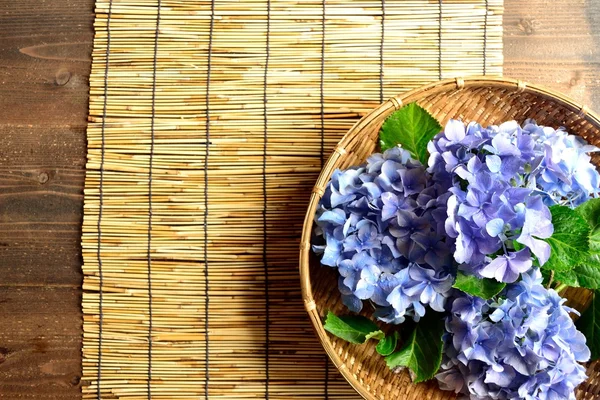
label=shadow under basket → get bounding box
[299,76,600,400]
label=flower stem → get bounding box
[555,283,568,293]
[546,270,555,289]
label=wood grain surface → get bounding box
[0,0,93,397]
[0,0,598,398]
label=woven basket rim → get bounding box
[298,76,600,400]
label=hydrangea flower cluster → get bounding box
[437,269,590,400]
[313,147,455,324]
[314,110,596,400]
[428,120,600,282]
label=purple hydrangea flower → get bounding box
[313,116,598,399]
[515,198,553,265]
[314,146,455,323]
[343,220,381,253]
[429,119,600,282]
[437,269,590,400]
[479,248,533,283]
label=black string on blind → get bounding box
[320,0,326,168]
[262,0,272,398]
[379,0,386,103]
[324,354,329,399]
[483,0,488,75]
[438,0,443,80]
[204,0,216,398]
[321,0,329,397]
[97,0,114,398]
[147,1,162,398]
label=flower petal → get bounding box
[485,218,505,237]
[486,154,502,173]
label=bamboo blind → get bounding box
[82,1,503,398]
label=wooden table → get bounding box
[0,0,598,397]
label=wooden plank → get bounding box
[0,126,84,198]
[0,0,93,37]
[0,0,93,126]
[0,0,93,397]
[0,87,86,288]
[0,287,81,399]
[0,35,92,126]
[504,0,600,110]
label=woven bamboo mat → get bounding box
[81,1,503,398]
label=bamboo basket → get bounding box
[299,76,600,400]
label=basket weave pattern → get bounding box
[300,77,600,400]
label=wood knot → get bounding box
[38,172,49,184]
[70,375,81,386]
[569,71,582,88]
[55,69,71,86]
[518,18,535,35]
[0,347,9,364]
[570,78,579,87]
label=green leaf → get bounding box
[384,311,445,383]
[573,252,600,288]
[543,205,590,272]
[323,312,383,345]
[365,330,385,341]
[541,269,553,287]
[452,271,506,299]
[512,240,525,252]
[379,103,442,164]
[576,198,600,251]
[554,269,580,288]
[376,331,399,356]
[573,264,600,289]
[590,252,600,265]
[575,290,600,361]
[558,253,600,290]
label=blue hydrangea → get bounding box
[429,119,600,283]
[436,268,590,400]
[313,147,455,323]
[313,116,596,399]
